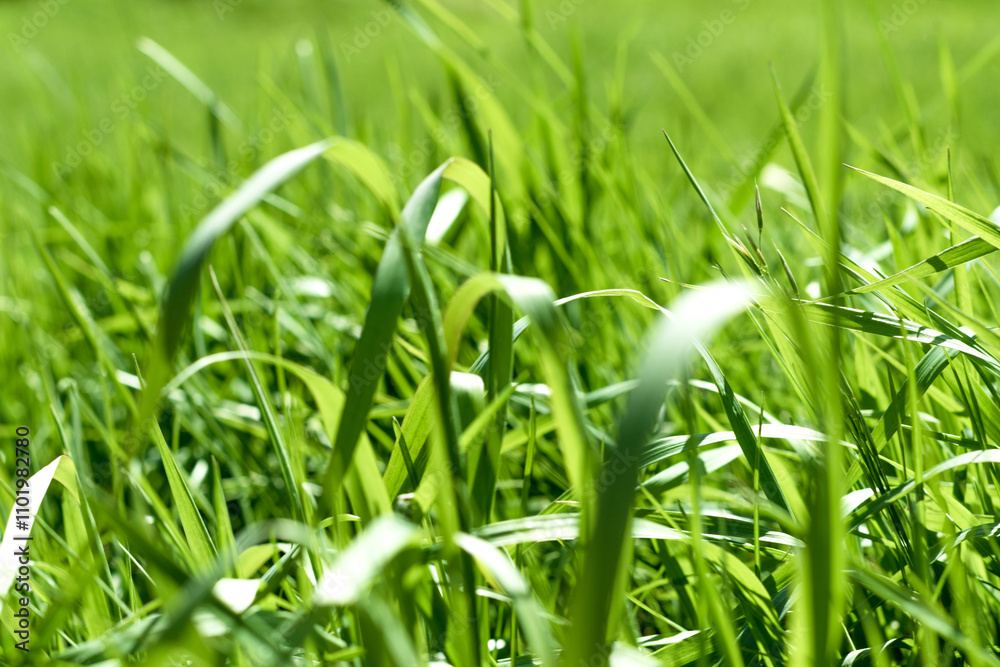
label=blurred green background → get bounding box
[3,0,999,176]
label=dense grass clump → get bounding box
[3,1,1000,665]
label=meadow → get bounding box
[2,0,1000,665]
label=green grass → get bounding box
[3,0,1000,665]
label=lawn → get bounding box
[2,0,1000,665]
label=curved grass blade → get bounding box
[0,457,78,616]
[140,139,335,431]
[474,514,684,548]
[846,166,1000,250]
[323,157,499,511]
[639,424,827,470]
[454,533,557,667]
[325,139,400,213]
[642,444,744,495]
[847,236,995,295]
[849,449,1000,530]
[314,516,418,607]
[800,301,999,373]
[441,272,595,499]
[563,282,752,667]
[322,163,447,512]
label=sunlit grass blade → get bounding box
[441,272,595,499]
[314,516,418,607]
[0,457,78,617]
[846,236,995,295]
[455,533,557,667]
[846,165,1000,249]
[564,282,752,667]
